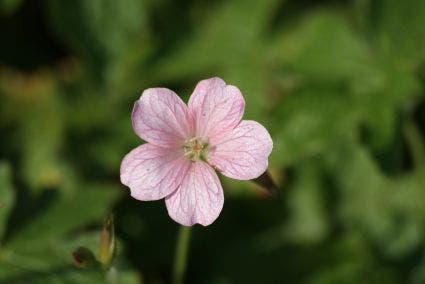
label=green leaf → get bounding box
[45,0,148,77]
[330,142,425,256]
[270,10,368,81]
[153,0,280,78]
[8,184,119,248]
[0,232,104,283]
[269,9,421,165]
[0,231,140,284]
[353,64,421,149]
[374,0,425,66]
[404,119,425,169]
[304,233,396,284]
[0,0,23,15]
[0,71,66,193]
[151,0,280,119]
[285,162,329,243]
[0,162,14,244]
[271,87,358,166]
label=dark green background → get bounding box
[1,0,425,283]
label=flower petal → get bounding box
[120,144,190,201]
[165,161,224,226]
[207,120,273,180]
[132,88,193,147]
[188,77,245,143]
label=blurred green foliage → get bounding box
[0,0,425,283]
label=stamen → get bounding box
[183,137,209,161]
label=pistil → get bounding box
[183,137,209,161]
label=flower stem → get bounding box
[172,226,191,284]
[404,119,425,169]
[106,266,118,284]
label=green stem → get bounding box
[172,226,191,284]
[106,266,118,284]
[404,119,425,169]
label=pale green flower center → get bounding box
[183,137,209,161]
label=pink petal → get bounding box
[207,120,273,180]
[188,77,245,143]
[132,88,193,147]
[120,144,190,201]
[165,161,224,226]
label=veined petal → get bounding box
[207,120,273,180]
[165,161,224,226]
[188,77,245,143]
[120,144,190,201]
[132,88,193,147]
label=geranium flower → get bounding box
[120,77,273,226]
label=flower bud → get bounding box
[98,214,115,267]
[72,246,98,268]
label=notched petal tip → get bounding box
[196,77,226,90]
[188,77,245,141]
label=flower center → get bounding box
[183,137,209,161]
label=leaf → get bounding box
[0,231,140,284]
[329,142,425,256]
[151,0,280,119]
[0,70,65,193]
[0,0,23,15]
[303,234,396,284]
[285,162,329,243]
[269,10,369,81]
[0,162,15,244]
[45,0,148,76]
[271,87,358,166]
[268,9,421,164]
[353,63,421,149]
[7,184,120,248]
[0,232,104,283]
[153,0,280,78]
[374,0,425,65]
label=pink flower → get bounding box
[120,77,273,226]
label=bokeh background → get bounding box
[1,0,425,283]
